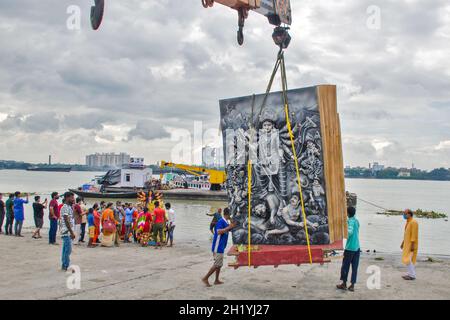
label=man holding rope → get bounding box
[337,206,361,292]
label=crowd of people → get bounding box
[0,191,420,290]
[0,191,29,237]
[0,191,176,271]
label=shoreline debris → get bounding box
[377,209,447,219]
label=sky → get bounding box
[0,0,449,170]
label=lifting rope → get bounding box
[247,49,313,266]
[357,197,389,212]
[280,54,313,264]
[247,159,252,266]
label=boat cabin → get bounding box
[96,158,153,190]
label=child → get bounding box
[87,208,96,248]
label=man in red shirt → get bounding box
[72,198,83,245]
[152,201,166,249]
[48,192,60,245]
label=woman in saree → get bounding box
[101,202,119,247]
[140,207,153,247]
[131,204,140,243]
[135,206,146,243]
[93,203,101,244]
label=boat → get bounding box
[26,155,72,172]
[69,188,138,199]
[70,158,152,199]
[26,166,72,172]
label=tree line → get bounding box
[345,167,450,181]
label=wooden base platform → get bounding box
[227,241,343,269]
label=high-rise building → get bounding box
[370,162,385,175]
[85,152,131,168]
[202,146,224,168]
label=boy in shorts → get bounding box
[202,208,236,287]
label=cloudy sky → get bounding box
[0,0,449,169]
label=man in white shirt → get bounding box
[165,203,175,247]
[60,192,76,271]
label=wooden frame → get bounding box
[220,85,346,247]
[317,85,347,242]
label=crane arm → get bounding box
[211,0,291,25]
[160,161,227,187]
[161,161,218,176]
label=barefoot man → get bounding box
[202,208,235,287]
[401,209,419,280]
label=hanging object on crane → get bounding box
[90,0,105,30]
[201,0,292,46]
[272,26,291,49]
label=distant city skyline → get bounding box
[1,154,449,171]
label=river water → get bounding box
[0,170,449,256]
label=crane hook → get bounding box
[90,0,105,30]
[237,7,248,46]
[202,0,215,8]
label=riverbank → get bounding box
[1,229,449,300]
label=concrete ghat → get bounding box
[1,230,450,300]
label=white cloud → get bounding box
[435,141,450,150]
[371,140,392,152]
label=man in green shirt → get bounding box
[0,193,5,233]
[337,206,360,292]
[4,194,15,235]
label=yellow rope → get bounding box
[284,104,313,264]
[247,159,252,266]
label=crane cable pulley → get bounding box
[246,49,313,266]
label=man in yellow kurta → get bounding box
[401,209,419,280]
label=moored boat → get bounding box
[26,155,72,172]
[26,166,72,172]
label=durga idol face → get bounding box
[262,121,274,134]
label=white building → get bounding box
[119,167,153,188]
[202,146,224,168]
[370,162,385,173]
[86,152,131,168]
[398,171,411,178]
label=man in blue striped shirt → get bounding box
[202,208,236,287]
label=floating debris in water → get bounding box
[377,209,447,219]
